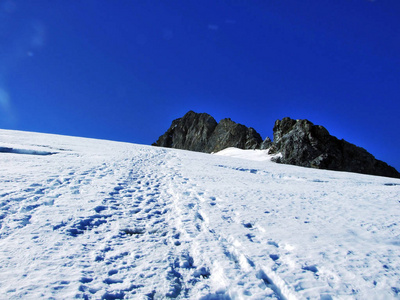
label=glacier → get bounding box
[0,129,399,299]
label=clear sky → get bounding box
[1,0,399,171]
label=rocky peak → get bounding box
[206,118,262,152]
[152,111,217,152]
[153,112,400,178]
[269,117,400,178]
[152,111,262,153]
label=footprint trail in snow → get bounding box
[1,129,400,299]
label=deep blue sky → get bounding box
[1,0,399,170]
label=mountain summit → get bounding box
[268,117,400,178]
[153,111,400,178]
[152,110,263,153]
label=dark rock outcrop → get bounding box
[153,111,218,152]
[153,111,400,178]
[260,137,272,150]
[268,117,400,178]
[205,118,262,152]
[152,111,262,153]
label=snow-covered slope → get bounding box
[214,147,280,162]
[0,129,399,299]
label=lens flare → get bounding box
[0,87,16,125]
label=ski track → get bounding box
[1,130,400,299]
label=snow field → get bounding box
[0,129,400,299]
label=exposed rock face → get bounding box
[268,117,400,178]
[205,118,262,152]
[152,111,262,153]
[260,137,272,150]
[152,111,218,152]
[153,111,400,178]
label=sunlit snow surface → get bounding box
[1,129,400,299]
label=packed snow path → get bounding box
[0,130,400,299]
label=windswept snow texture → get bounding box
[1,130,400,299]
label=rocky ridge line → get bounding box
[152,111,264,153]
[153,111,400,179]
